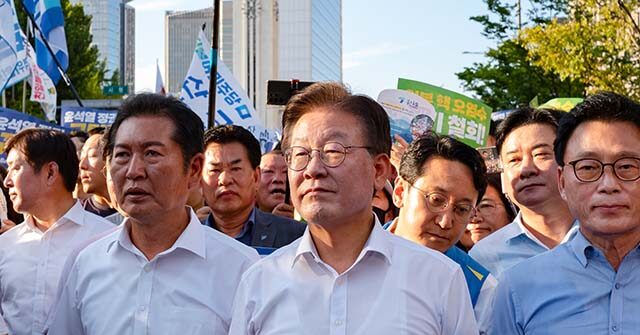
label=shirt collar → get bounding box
[24,200,85,233]
[507,213,579,249]
[108,208,206,260]
[292,213,393,269]
[207,207,256,236]
[569,227,593,268]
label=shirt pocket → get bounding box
[162,306,227,335]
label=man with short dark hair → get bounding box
[79,129,117,217]
[201,125,305,249]
[256,148,294,218]
[229,82,478,334]
[470,108,575,276]
[386,133,495,334]
[49,93,259,334]
[492,92,640,334]
[0,129,113,335]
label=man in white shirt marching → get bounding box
[229,82,478,334]
[48,93,259,335]
[0,129,113,335]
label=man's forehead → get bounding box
[290,128,352,145]
[205,142,249,162]
[565,121,640,158]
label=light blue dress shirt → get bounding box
[491,229,640,335]
[469,213,577,277]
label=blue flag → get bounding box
[22,0,68,84]
[0,0,23,93]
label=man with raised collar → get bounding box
[0,129,113,335]
[492,92,640,334]
[470,108,576,277]
[48,94,259,334]
[229,82,477,334]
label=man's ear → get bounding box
[557,166,567,201]
[187,153,204,189]
[392,176,406,208]
[253,166,261,187]
[372,154,392,193]
[43,161,59,186]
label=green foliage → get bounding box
[521,0,640,100]
[4,0,107,119]
[457,0,585,110]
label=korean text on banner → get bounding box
[397,78,492,148]
[22,0,69,85]
[0,0,24,93]
[0,107,71,165]
[61,106,117,132]
[25,35,56,120]
[179,29,279,153]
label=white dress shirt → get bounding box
[48,209,260,335]
[229,219,479,335]
[0,201,114,335]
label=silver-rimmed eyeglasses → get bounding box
[284,142,371,171]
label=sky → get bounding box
[130,0,495,99]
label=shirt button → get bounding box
[615,283,621,289]
[139,305,146,312]
[334,320,343,326]
[336,278,343,285]
[143,264,151,272]
[612,325,618,332]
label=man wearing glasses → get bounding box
[229,82,478,334]
[492,92,640,334]
[385,133,495,335]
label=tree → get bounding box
[456,0,585,110]
[520,0,640,100]
[5,0,107,118]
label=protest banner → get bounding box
[398,78,492,148]
[538,98,583,112]
[377,89,436,143]
[0,107,70,165]
[25,35,56,120]
[61,106,117,132]
[180,29,279,153]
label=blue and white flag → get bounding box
[0,0,24,94]
[22,0,68,85]
[180,29,279,153]
[25,36,56,120]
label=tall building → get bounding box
[165,0,342,130]
[278,0,341,81]
[232,0,343,129]
[164,2,234,94]
[70,0,135,91]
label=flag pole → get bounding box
[22,19,30,113]
[207,0,220,129]
[19,1,84,107]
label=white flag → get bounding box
[179,29,279,152]
[155,60,166,95]
[25,38,57,121]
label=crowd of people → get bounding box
[0,81,638,334]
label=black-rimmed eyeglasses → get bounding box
[566,157,640,182]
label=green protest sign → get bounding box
[397,78,492,148]
[538,98,583,112]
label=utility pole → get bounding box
[243,0,261,108]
